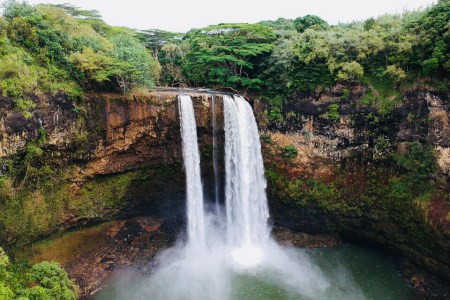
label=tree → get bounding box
[183,23,275,89]
[26,261,78,300]
[0,248,78,299]
[159,43,186,85]
[337,61,364,81]
[294,15,329,33]
[0,248,13,300]
[1,0,36,20]
[383,65,407,83]
[46,3,102,20]
[406,0,450,75]
[69,47,116,89]
[110,34,161,93]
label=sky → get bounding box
[1,0,438,32]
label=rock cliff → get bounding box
[0,87,448,294]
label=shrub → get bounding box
[283,144,298,158]
[25,144,43,162]
[337,61,364,81]
[341,88,350,100]
[327,103,340,120]
[268,107,283,123]
[27,261,78,300]
[261,135,272,144]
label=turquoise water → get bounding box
[92,244,416,300]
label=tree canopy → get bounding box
[0,0,160,98]
[0,0,448,106]
[0,247,78,300]
[183,23,276,89]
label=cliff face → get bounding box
[0,91,224,246]
[0,87,448,285]
[257,84,449,282]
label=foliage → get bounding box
[15,98,36,119]
[26,262,78,299]
[383,65,407,83]
[259,18,295,31]
[361,76,403,115]
[158,43,186,85]
[0,247,78,299]
[327,103,340,120]
[267,95,284,123]
[337,61,364,81]
[0,0,161,96]
[137,29,184,52]
[293,15,329,33]
[407,0,450,75]
[1,0,447,100]
[25,144,43,162]
[394,141,435,195]
[259,1,448,104]
[110,34,160,93]
[183,23,275,89]
[341,88,350,100]
[68,47,115,89]
[45,3,101,20]
[282,145,298,158]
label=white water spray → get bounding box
[178,95,205,246]
[130,93,333,300]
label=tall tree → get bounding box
[183,23,275,90]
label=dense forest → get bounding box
[0,0,448,103]
[0,0,448,298]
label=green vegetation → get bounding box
[327,103,340,120]
[0,157,182,246]
[0,247,78,299]
[261,0,449,105]
[0,0,160,99]
[183,23,275,90]
[282,145,298,158]
[267,139,437,214]
[1,0,448,106]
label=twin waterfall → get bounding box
[178,94,269,260]
[137,93,328,300]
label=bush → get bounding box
[337,61,364,81]
[27,262,78,300]
[327,103,340,120]
[283,144,298,158]
[341,88,350,100]
[268,107,283,123]
[0,248,78,300]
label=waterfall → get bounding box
[223,95,270,249]
[131,92,329,300]
[211,95,220,215]
[178,95,205,246]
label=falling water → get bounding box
[90,92,417,300]
[178,95,205,246]
[223,95,270,266]
[211,95,221,215]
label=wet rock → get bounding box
[272,226,342,248]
